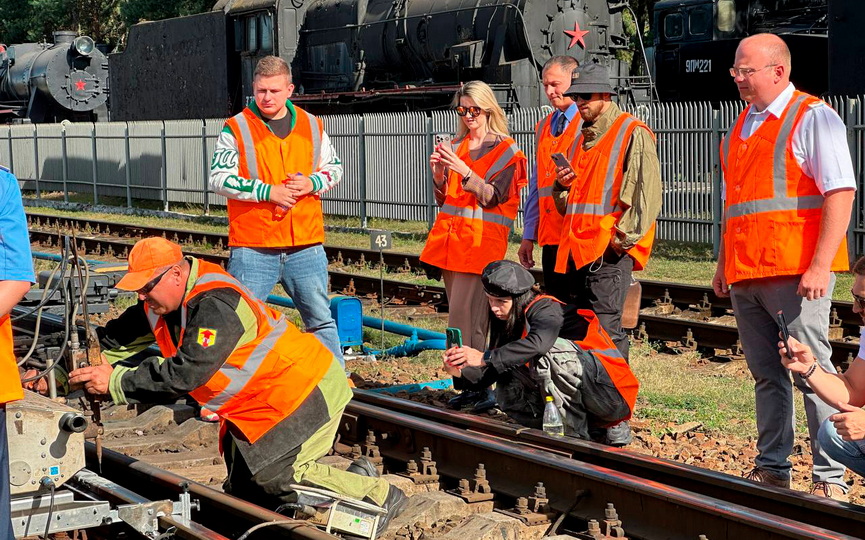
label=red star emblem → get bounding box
[564,21,590,50]
[75,80,86,91]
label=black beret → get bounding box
[481,260,535,297]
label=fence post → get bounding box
[426,115,435,229]
[90,124,99,205]
[161,122,168,212]
[32,127,40,199]
[358,115,367,228]
[710,107,722,258]
[847,97,859,257]
[61,126,68,203]
[124,123,132,208]
[201,122,210,216]
[7,128,13,177]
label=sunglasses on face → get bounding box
[852,290,865,309]
[138,268,171,295]
[572,93,594,101]
[456,106,485,117]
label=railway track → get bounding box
[13,310,865,539]
[26,211,862,367]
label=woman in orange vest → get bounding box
[420,81,528,412]
[444,260,637,442]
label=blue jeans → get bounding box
[818,418,865,479]
[228,245,344,365]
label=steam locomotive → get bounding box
[109,0,637,120]
[0,31,110,123]
[651,0,864,102]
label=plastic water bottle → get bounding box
[542,395,564,437]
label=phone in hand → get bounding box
[776,310,794,359]
[434,133,453,151]
[550,152,571,170]
[446,327,463,349]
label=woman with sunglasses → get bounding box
[420,81,528,412]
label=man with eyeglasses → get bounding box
[517,55,580,301]
[777,255,865,481]
[208,55,345,366]
[713,33,856,501]
[67,237,408,534]
[551,63,662,446]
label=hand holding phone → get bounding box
[434,133,453,151]
[777,310,794,360]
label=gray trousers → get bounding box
[730,274,846,486]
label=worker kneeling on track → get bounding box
[443,260,638,442]
[66,237,407,535]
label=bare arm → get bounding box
[798,188,855,300]
[781,336,865,407]
[0,281,31,318]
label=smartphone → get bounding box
[776,310,794,359]
[550,152,571,170]
[446,327,463,349]
[434,133,453,150]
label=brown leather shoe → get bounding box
[810,482,849,502]
[743,467,791,488]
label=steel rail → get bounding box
[84,444,339,540]
[350,390,865,537]
[341,399,858,540]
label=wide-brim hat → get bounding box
[115,237,184,291]
[482,260,535,297]
[565,63,614,96]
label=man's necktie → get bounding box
[554,113,566,136]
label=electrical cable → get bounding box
[11,237,69,320]
[236,520,301,540]
[39,479,57,539]
[17,242,67,366]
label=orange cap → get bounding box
[116,237,184,291]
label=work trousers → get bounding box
[228,244,344,365]
[541,244,570,303]
[1,405,13,540]
[730,274,846,487]
[564,248,634,360]
[441,269,489,351]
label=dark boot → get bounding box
[470,387,497,414]
[346,456,379,478]
[375,485,408,537]
[446,389,484,410]
[605,420,633,447]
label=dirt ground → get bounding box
[347,352,865,506]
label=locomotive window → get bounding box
[664,13,684,40]
[246,16,258,51]
[259,14,273,52]
[717,0,735,33]
[688,7,711,37]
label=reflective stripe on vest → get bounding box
[722,94,822,219]
[438,203,514,228]
[565,116,637,217]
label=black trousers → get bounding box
[541,244,571,303]
[563,248,634,360]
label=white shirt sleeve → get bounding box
[792,102,857,194]
[208,129,272,202]
[309,130,343,195]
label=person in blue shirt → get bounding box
[0,165,35,539]
[517,56,580,302]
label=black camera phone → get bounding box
[776,310,794,359]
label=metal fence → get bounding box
[2,97,863,249]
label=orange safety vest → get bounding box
[523,296,638,421]
[420,136,527,274]
[224,105,325,248]
[0,314,24,404]
[535,113,583,247]
[719,91,848,284]
[555,113,656,273]
[144,261,332,444]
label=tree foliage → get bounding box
[0,0,211,51]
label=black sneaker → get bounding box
[470,388,497,414]
[446,390,483,409]
[346,456,379,478]
[375,485,408,537]
[605,420,633,447]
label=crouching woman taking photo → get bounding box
[444,260,638,442]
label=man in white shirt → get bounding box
[712,33,856,501]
